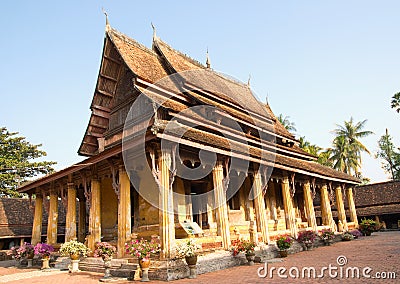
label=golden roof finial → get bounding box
[151,22,157,40]
[206,48,211,69]
[102,7,110,31]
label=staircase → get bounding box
[75,257,138,278]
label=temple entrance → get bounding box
[191,182,209,229]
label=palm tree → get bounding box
[331,117,373,175]
[277,114,297,132]
[317,149,333,168]
[392,92,400,113]
[299,136,310,149]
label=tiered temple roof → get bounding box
[19,23,359,194]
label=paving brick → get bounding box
[0,231,398,283]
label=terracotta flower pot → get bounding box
[185,255,198,266]
[278,250,288,258]
[139,258,151,282]
[139,258,151,269]
[70,253,80,260]
[245,252,256,266]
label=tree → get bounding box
[331,118,373,176]
[277,114,296,132]
[299,136,321,156]
[0,127,56,197]
[376,129,400,180]
[391,92,400,113]
[299,136,333,167]
[317,149,333,168]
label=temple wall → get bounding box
[100,178,118,240]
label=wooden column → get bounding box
[320,184,335,231]
[158,150,175,258]
[303,181,317,231]
[212,161,231,249]
[46,190,58,244]
[31,193,43,245]
[88,178,101,253]
[281,176,297,237]
[253,171,270,244]
[269,182,278,220]
[346,187,358,226]
[245,178,258,243]
[117,166,132,258]
[78,199,86,243]
[335,186,347,231]
[65,182,77,242]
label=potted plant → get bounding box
[125,237,160,282]
[34,243,54,270]
[231,239,257,265]
[7,242,34,267]
[276,235,293,257]
[94,242,116,280]
[342,231,354,241]
[359,218,376,236]
[320,229,335,246]
[175,238,202,278]
[59,240,90,273]
[297,230,317,250]
[60,240,90,259]
[350,229,362,239]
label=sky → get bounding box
[1,1,399,183]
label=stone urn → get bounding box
[245,251,256,266]
[185,255,198,278]
[41,256,50,270]
[278,250,288,258]
[100,256,112,280]
[26,252,34,268]
[69,253,80,273]
[139,258,151,282]
[303,241,313,251]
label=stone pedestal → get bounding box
[69,260,80,273]
[41,257,50,270]
[27,259,33,268]
[141,268,150,282]
[188,265,197,278]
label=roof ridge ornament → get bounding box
[206,48,211,69]
[151,22,157,41]
[247,74,251,87]
[102,7,110,32]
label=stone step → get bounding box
[78,257,137,278]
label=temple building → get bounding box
[355,181,400,230]
[18,21,360,260]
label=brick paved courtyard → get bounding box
[0,231,398,283]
